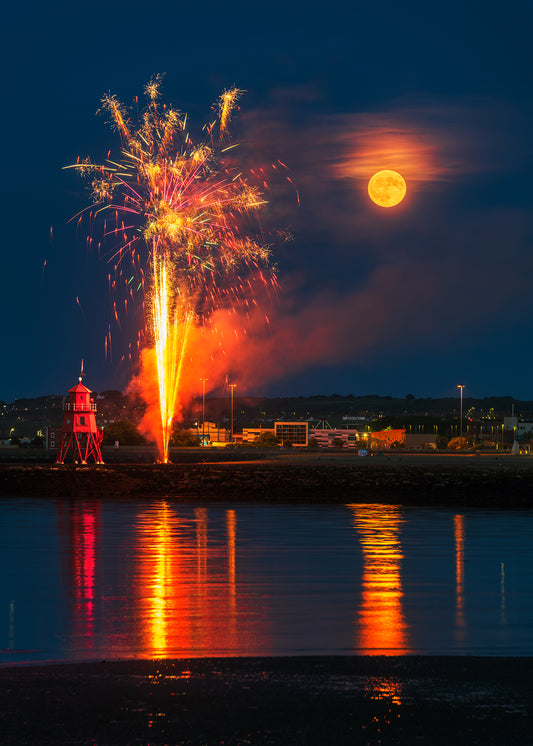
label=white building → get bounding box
[504,417,533,436]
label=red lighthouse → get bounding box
[56,376,104,464]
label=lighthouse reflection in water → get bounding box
[2,500,533,664]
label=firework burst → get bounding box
[67,77,276,461]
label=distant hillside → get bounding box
[184,393,528,427]
[1,392,530,439]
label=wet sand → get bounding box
[1,656,533,745]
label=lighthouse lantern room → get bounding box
[56,375,104,464]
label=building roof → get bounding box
[68,378,93,395]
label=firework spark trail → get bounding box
[67,77,275,461]
[152,251,193,462]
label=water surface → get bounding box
[1,499,532,664]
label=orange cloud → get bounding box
[332,107,479,189]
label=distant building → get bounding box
[404,433,438,450]
[242,427,276,443]
[274,421,308,447]
[309,428,359,448]
[504,417,533,436]
[190,421,230,443]
[370,429,405,449]
[44,425,62,450]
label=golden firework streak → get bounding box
[152,249,193,463]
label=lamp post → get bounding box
[457,384,465,443]
[200,378,208,445]
[229,384,237,443]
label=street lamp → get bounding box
[229,383,237,443]
[457,384,465,442]
[200,378,208,445]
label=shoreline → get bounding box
[3,457,533,743]
[1,656,533,744]
[2,453,533,506]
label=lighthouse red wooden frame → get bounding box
[56,378,104,464]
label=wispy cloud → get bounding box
[328,99,518,189]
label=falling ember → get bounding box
[66,76,275,460]
[218,87,244,140]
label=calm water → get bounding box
[1,499,532,664]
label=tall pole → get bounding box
[200,378,207,445]
[457,384,465,442]
[229,383,237,443]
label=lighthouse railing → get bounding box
[63,402,97,412]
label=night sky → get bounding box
[3,0,533,403]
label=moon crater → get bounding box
[368,170,406,208]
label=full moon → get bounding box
[368,170,406,208]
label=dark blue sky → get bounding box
[2,0,533,402]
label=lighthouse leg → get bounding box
[57,432,72,464]
[56,434,65,464]
[74,433,84,464]
[87,435,101,464]
[82,436,90,464]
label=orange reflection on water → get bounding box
[454,514,466,640]
[227,509,236,596]
[147,502,176,653]
[135,503,245,657]
[226,509,237,641]
[350,504,411,657]
[196,507,207,583]
[365,676,403,706]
